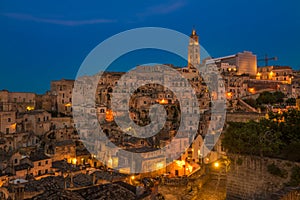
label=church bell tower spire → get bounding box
[188,28,200,69]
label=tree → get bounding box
[286,98,296,106]
[222,109,300,160]
[256,91,285,105]
[273,91,285,103]
[257,91,276,105]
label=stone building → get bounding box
[0,111,16,134]
[0,90,36,112]
[256,66,293,84]
[35,92,57,112]
[50,140,76,162]
[224,75,249,99]
[28,151,52,177]
[50,79,74,115]
[212,51,257,76]
[291,73,300,98]
[17,110,52,135]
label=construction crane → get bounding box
[258,54,278,66]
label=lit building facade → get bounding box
[256,66,293,84]
[212,51,257,76]
[0,111,16,134]
[0,90,36,112]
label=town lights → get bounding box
[10,123,16,129]
[269,71,274,79]
[213,162,220,168]
[65,103,72,107]
[203,157,210,164]
[226,92,232,98]
[72,158,77,165]
[156,162,164,169]
[105,109,114,122]
[108,158,113,167]
[129,175,136,185]
[26,106,34,111]
[175,160,186,168]
[248,88,255,94]
[158,98,167,104]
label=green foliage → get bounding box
[257,91,276,105]
[286,166,300,186]
[222,109,300,160]
[267,163,287,178]
[222,120,282,157]
[286,98,296,106]
[236,158,243,165]
[256,91,285,105]
[281,143,300,162]
[273,91,285,103]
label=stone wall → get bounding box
[227,154,300,200]
[226,112,265,123]
[280,189,300,200]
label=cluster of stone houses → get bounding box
[1,28,300,199]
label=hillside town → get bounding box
[1,29,300,200]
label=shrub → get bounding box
[236,158,243,165]
[287,166,300,186]
[267,163,287,178]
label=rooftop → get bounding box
[14,163,33,171]
[29,151,50,162]
[55,140,75,147]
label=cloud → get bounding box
[139,0,186,17]
[2,13,116,26]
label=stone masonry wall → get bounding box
[226,154,300,200]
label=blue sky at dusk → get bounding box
[0,0,300,93]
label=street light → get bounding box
[213,162,220,168]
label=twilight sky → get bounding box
[0,0,300,93]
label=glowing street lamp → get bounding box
[213,162,220,168]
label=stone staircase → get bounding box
[238,98,258,113]
[188,166,205,179]
[210,163,228,191]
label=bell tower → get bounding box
[188,28,200,69]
